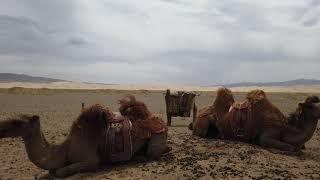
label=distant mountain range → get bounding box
[222,79,320,87]
[0,73,319,87]
[0,73,66,83]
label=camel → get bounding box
[189,87,320,152]
[0,96,169,178]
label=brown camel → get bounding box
[189,88,320,152]
[0,96,169,178]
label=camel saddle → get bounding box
[106,114,133,162]
[228,101,252,139]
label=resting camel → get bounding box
[189,88,320,152]
[0,96,169,178]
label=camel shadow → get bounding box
[67,159,161,179]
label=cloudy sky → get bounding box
[0,0,319,85]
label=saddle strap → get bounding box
[231,102,251,138]
[106,118,133,162]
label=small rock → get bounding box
[312,174,320,179]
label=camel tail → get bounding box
[188,122,193,130]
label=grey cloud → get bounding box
[0,14,124,65]
[67,37,89,46]
[103,1,149,19]
[159,0,191,6]
[310,0,320,7]
[0,15,41,32]
[209,1,269,30]
[290,1,320,27]
[0,15,48,55]
[303,17,319,27]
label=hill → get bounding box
[224,79,320,87]
[0,73,65,83]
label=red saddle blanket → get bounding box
[225,101,252,140]
[106,114,133,162]
[105,115,167,162]
[131,116,168,140]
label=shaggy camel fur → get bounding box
[0,96,168,178]
[189,88,320,152]
[189,88,235,138]
[119,95,169,154]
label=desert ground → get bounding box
[1,81,320,93]
[0,88,320,179]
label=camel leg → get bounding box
[54,162,99,178]
[146,133,169,160]
[260,130,298,152]
[193,118,211,138]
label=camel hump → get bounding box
[119,95,151,121]
[214,87,235,107]
[74,104,115,138]
[246,89,266,104]
[217,87,233,97]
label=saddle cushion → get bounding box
[131,116,168,140]
[105,115,167,162]
[225,101,252,140]
[106,115,133,162]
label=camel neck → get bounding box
[285,113,318,145]
[298,113,318,142]
[22,126,68,170]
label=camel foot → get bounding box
[34,171,55,180]
[34,170,55,180]
[281,150,303,156]
[268,148,303,156]
[54,162,98,178]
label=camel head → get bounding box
[0,115,40,138]
[298,96,320,121]
[119,95,151,121]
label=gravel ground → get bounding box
[0,89,319,179]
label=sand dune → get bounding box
[0,81,320,93]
